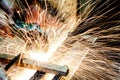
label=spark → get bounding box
[69,48,89,79]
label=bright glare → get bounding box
[28,50,50,62]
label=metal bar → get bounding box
[20,58,69,76]
[0,53,69,77]
[4,54,20,71]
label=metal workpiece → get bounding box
[4,54,20,71]
[20,58,69,76]
[0,53,69,79]
[0,54,20,80]
[0,53,69,76]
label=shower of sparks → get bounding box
[23,16,77,80]
[0,1,92,80]
[0,0,78,79]
[0,0,120,80]
[0,0,92,79]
